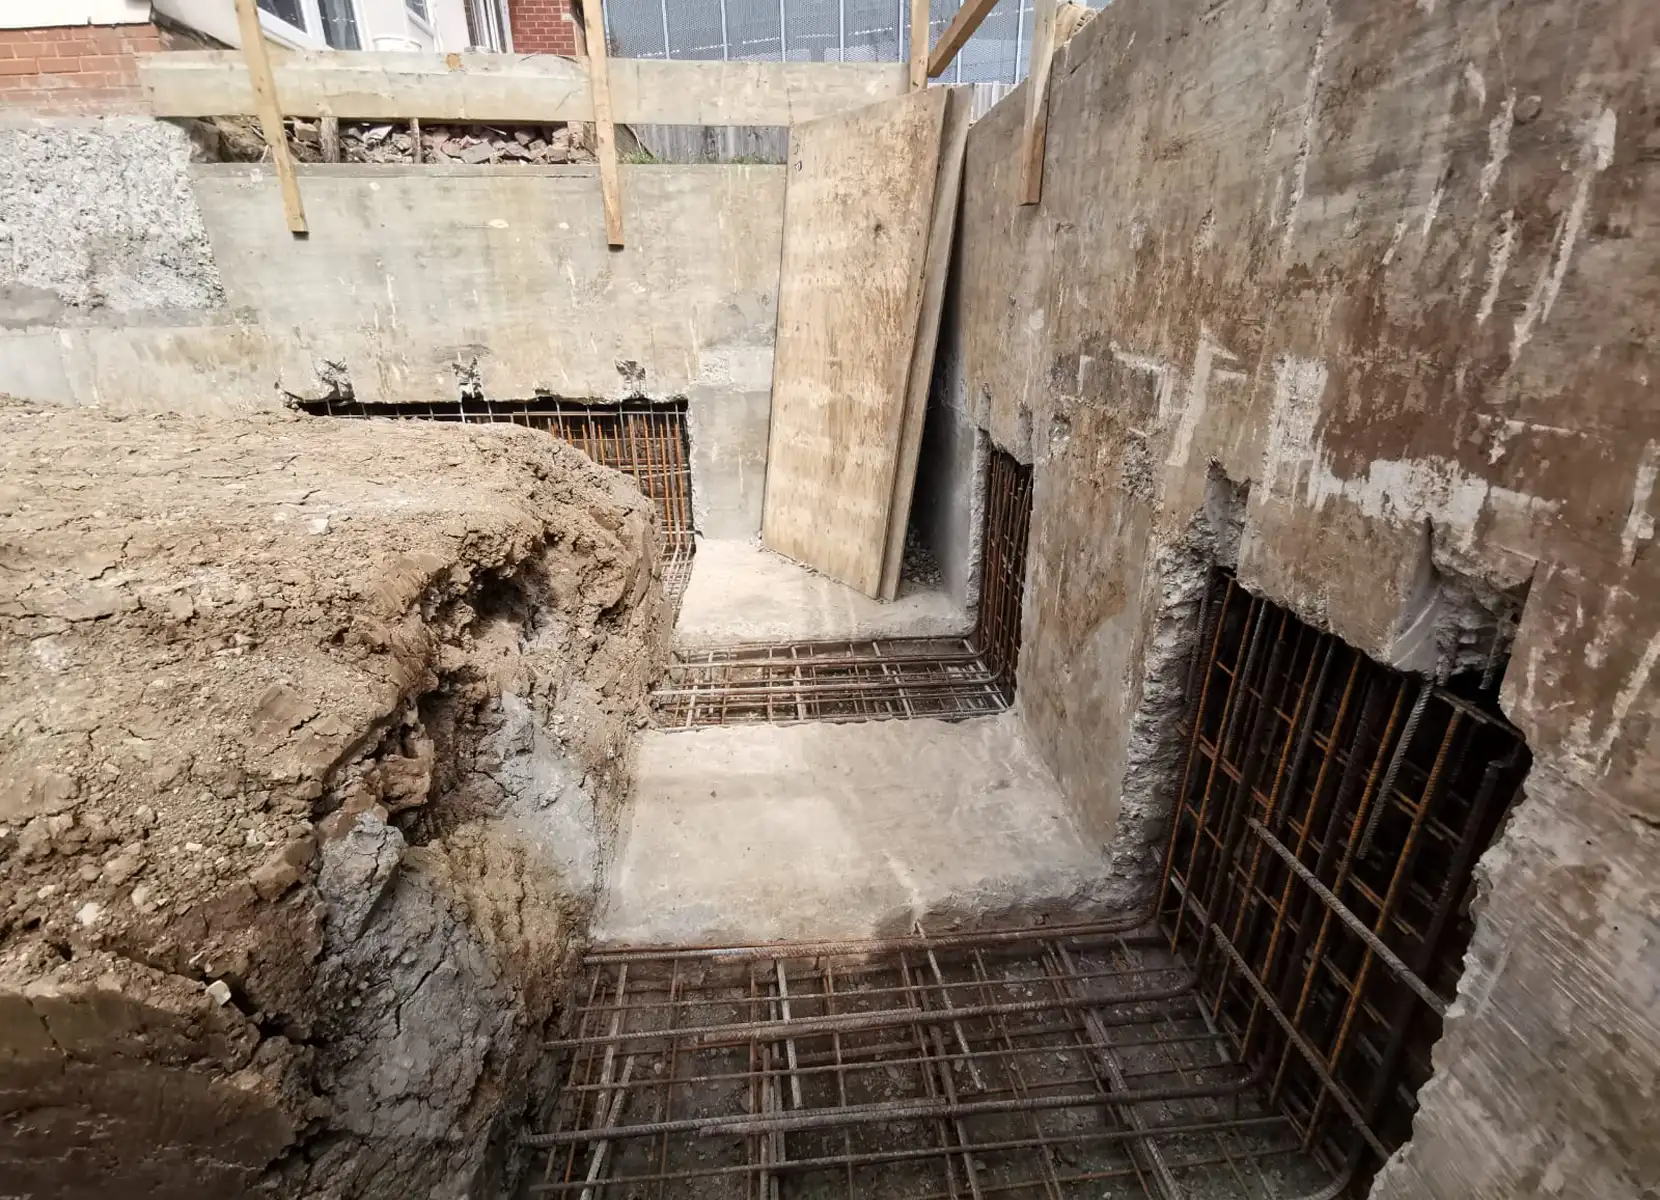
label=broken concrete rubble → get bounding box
[0,400,668,1196]
[199,116,598,166]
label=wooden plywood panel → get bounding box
[878,86,972,600]
[761,87,949,596]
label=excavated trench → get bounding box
[0,398,1537,1200]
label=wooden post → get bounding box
[320,114,340,163]
[1018,0,1056,206]
[908,0,929,91]
[579,0,624,247]
[233,0,306,234]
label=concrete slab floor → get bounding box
[594,712,1113,946]
[674,537,969,649]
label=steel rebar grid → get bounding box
[294,397,697,614]
[1156,567,1530,1181]
[974,449,1033,702]
[525,925,1343,1198]
[651,637,1010,728]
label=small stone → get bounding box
[307,516,330,536]
[460,141,496,164]
[77,863,100,882]
[206,979,233,1006]
[130,884,155,912]
[183,841,205,853]
[132,805,157,828]
[75,901,103,927]
[104,850,144,885]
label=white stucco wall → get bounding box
[2,0,150,27]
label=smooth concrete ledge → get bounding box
[674,537,970,649]
[594,713,1114,946]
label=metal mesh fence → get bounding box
[602,0,1046,84]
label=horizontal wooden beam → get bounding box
[139,51,907,127]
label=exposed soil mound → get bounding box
[0,402,670,1197]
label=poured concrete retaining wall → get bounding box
[0,116,783,539]
[948,0,1659,1192]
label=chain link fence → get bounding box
[602,0,1044,85]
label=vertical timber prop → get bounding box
[909,0,930,91]
[579,0,624,247]
[1019,0,1057,206]
[233,0,306,234]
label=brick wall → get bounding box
[506,0,580,56]
[0,23,164,116]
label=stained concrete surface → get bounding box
[674,537,970,649]
[594,712,1111,945]
[951,0,1660,1192]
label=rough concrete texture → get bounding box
[0,117,223,320]
[0,401,669,1196]
[0,137,784,539]
[673,538,971,649]
[951,0,1659,1192]
[595,713,1110,946]
[913,282,988,616]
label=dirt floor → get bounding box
[0,401,670,1196]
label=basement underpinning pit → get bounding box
[528,568,1533,1198]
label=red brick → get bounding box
[36,56,82,73]
[0,58,39,75]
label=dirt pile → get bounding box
[0,401,669,1196]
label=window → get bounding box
[464,0,512,50]
[256,0,361,49]
[405,0,431,25]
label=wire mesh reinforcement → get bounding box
[525,923,1345,1198]
[652,636,1009,728]
[653,447,1033,729]
[976,448,1033,703]
[293,396,696,612]
[1158,567,1530,1186]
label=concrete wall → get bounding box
[0,118,784,539]
[950,0,1658,1192]
[912,252,985,617]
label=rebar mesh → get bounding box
[974,448,1032,702]
[526,923,1345,1198]
[1158,567,1531,1186]
[653,636,1008,728]
[293,396,696,612]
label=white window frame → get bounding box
[466,0,511,51]
[257,0,362,49]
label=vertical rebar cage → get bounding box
[975,449,1033,703]
[1157,568,1530,1182]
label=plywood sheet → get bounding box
[878,86,972,600]
[760,87,950,596]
